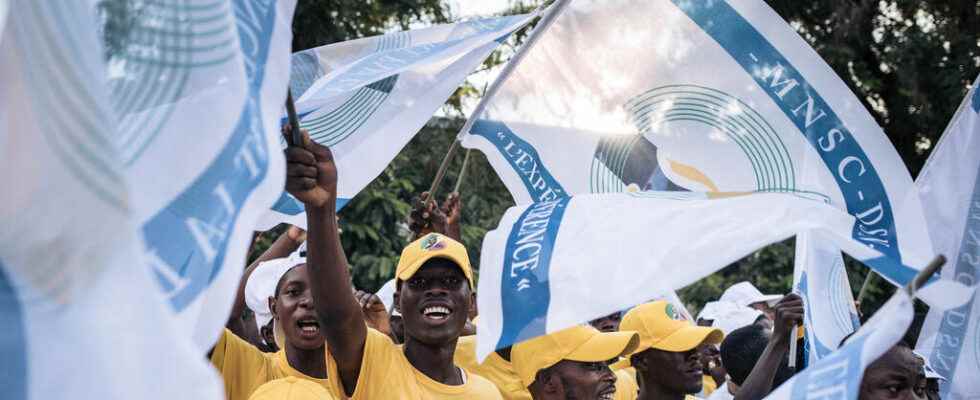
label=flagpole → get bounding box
[284,88,303,146]
[424,0,572,208]
[855,271,877,308]
[906,255,945,297]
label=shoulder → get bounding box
[465,370,505,399]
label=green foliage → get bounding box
[338,119,514,292]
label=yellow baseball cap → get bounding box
[247,377,334,400]
[619,301,723,360]
[396,233,474,289]
[512,325,640,389]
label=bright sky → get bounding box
[447,0,513,18]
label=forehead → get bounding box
[866,346,920,379]
[412,258,465,278]
[280,264,309,285]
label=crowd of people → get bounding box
[209,129,943,399]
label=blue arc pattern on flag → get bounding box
[146,0,277,311]
[672,0,902,267]
[257,12,540,229]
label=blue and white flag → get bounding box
[915,77,980,400]
[793,232,862,364]
[473,192,943,361]
[764,291,914,400]
[100,0,296,349]
[461,0,934,288]
[258,12,540,229]
[0,2,221,398]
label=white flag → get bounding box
[101,0,296,349]
[258,12,540,229]
[793,232,861,364]
[474,192,928,361]
[915,77,980,399]
[764,291,914,400]
[0,1,221,398]
[461,0,933,288]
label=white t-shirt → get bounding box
[706,382,734,400]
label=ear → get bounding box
[468,291,477,318]
[393,290,401,314]
[268,296,277,318]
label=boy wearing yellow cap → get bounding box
[617,301,724,400]
[284,131,501,399]
[511,325,640,400]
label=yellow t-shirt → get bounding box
[700,375,718,396]
[330,328,503,399]
[613,367,699,400]
[211,329,337,400]
[454,335,531,400]
[614,368,638,400]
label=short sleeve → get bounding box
[210,329,276,400]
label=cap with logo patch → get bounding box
[511,325,640,389]
[619,301,723,360]
[396,233,474,289]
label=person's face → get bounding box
[396,259,473,345]
[548,360,618,400]
[638,347,704,394]
[269,265,325,351]
[589,312,622,333]
[859,346,927,400]
[749,301,775,321]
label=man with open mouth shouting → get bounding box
[284,130,502,399]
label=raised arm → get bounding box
[283,128,364,395]
[734,294,803,400]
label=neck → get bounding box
[637,373,685,400]
[403,335,461,385]
[285,344,327,379]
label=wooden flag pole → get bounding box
[906,255,946,296]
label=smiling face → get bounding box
[634,347,704,395]
[269,265,324,351]
[859,345,927,400]
[396,258,473,346]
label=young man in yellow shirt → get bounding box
[616,301,724,400]
[284,130,501,399]
[510,325,640,400]
[210,255,337,400]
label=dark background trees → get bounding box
[252,0,979,318]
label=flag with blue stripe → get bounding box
[0,1,222,398]
[99,0,297,350]
[256,12,540,229]
[462,0,935,296]
[474,192,950,361]
[915,76,980,400]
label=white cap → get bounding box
[697,301,727,322]
[375,279,397,315]
[245,255,307,332]
[719,282,782,308]
[710,303,764,336]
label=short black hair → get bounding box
[720,324,770,385]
